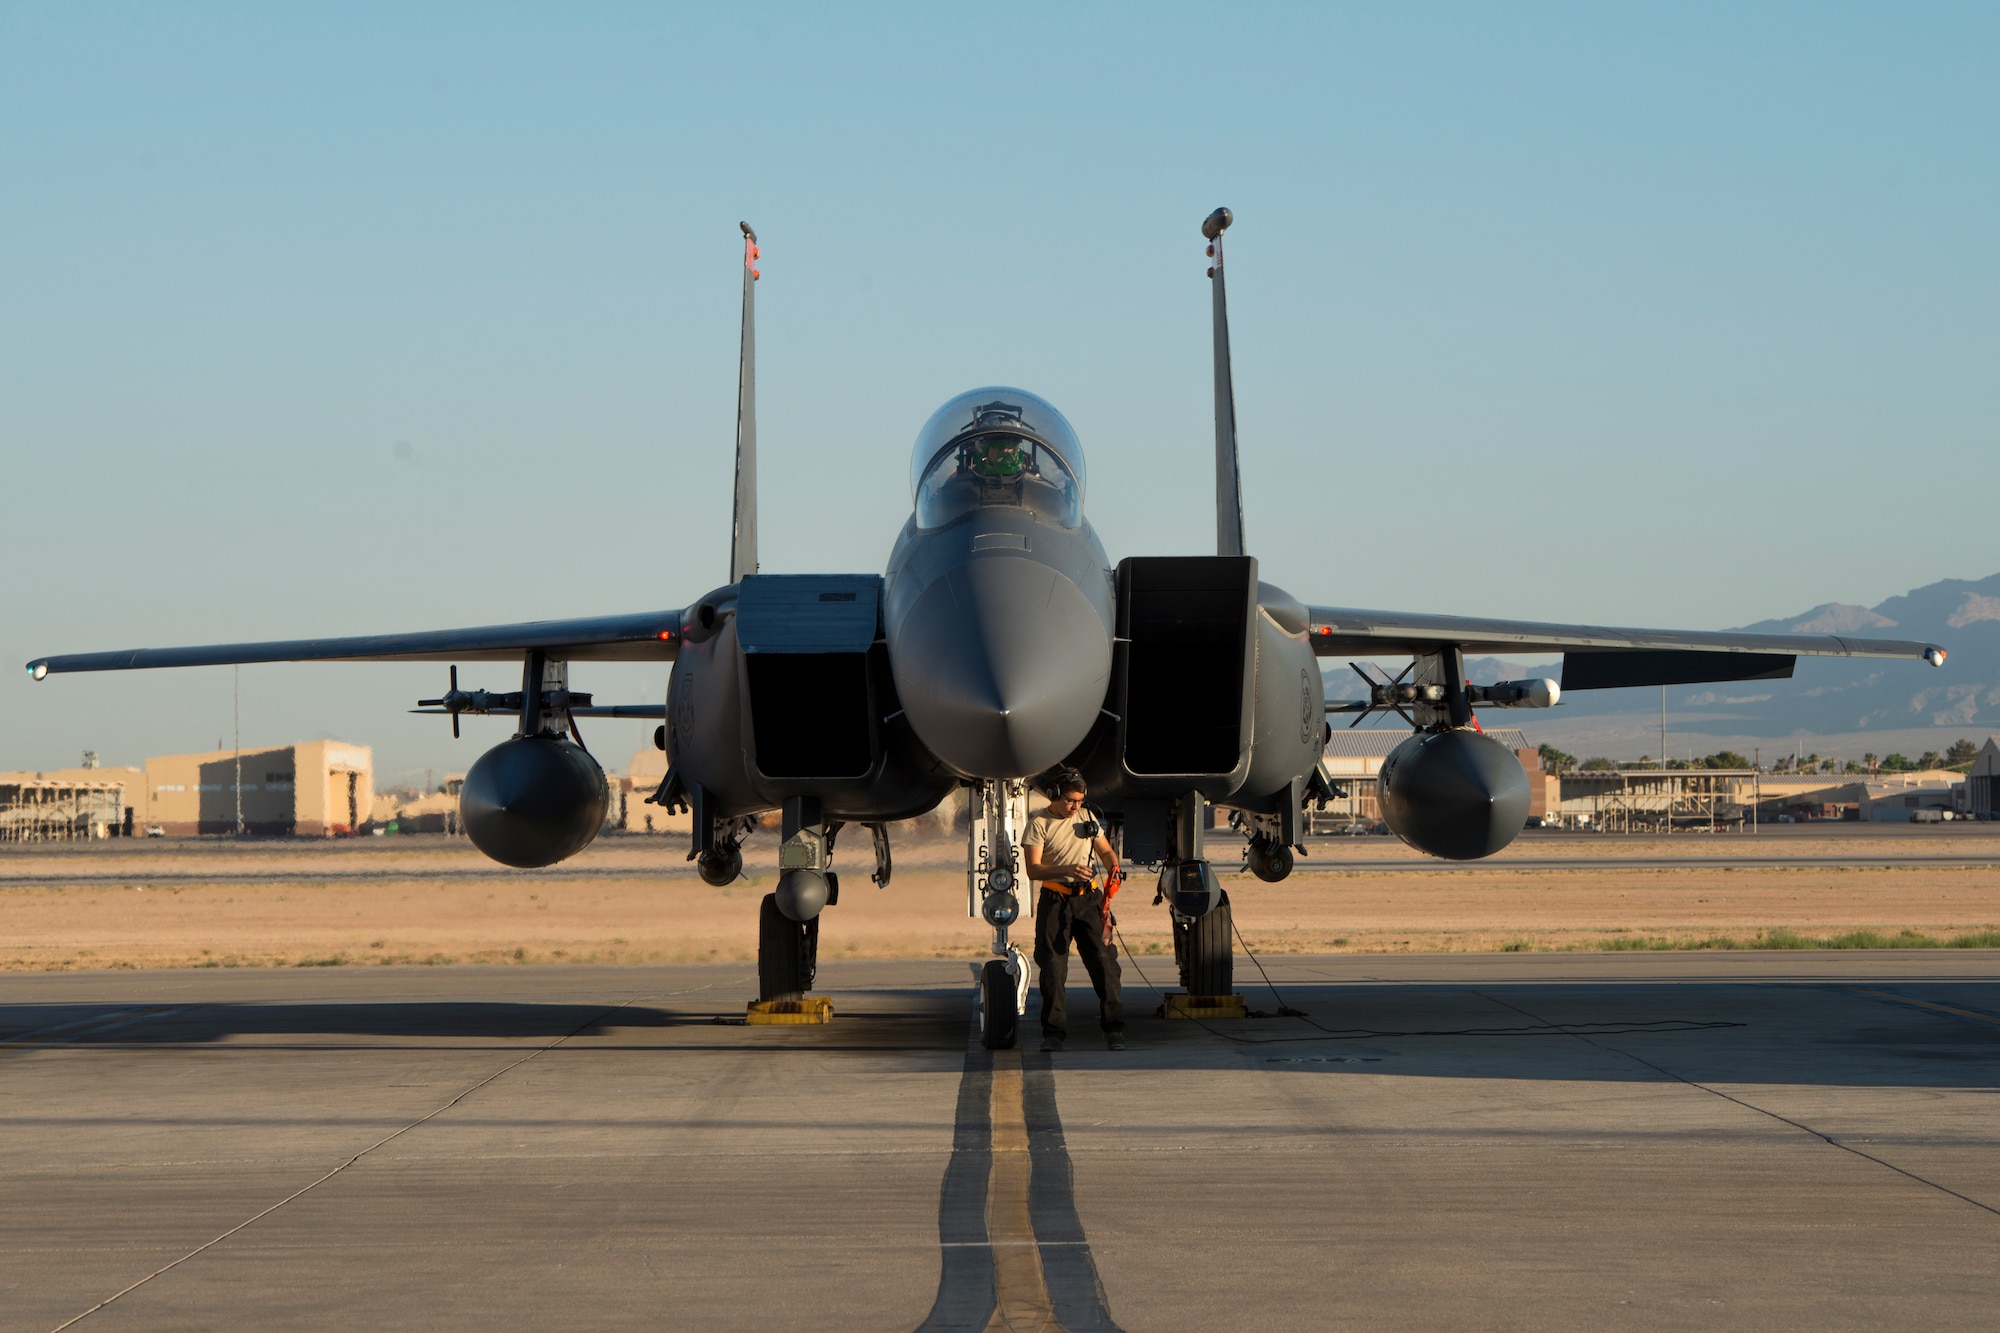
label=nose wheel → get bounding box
[978,951,1030,1049]
[969,779,1034,1049]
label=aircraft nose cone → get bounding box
[890,558,1111,778]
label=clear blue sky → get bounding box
[5,4,1995,782]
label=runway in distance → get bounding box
[28,210,1947,1047]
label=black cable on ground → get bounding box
[1229,912,1305,1016]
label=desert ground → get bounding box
[4,825,1998,971]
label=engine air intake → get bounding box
[1117,556,1256,777]
[737,574,884,780]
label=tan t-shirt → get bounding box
[1022,807,1098,887]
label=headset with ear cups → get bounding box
[1048,770,1101,841]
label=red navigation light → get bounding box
[657,629,674,642]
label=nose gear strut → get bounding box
[968,779,1032,1049]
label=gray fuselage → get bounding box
[664,382,1324,827]
[883,503,1116,781]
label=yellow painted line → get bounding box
[1846,988,2000,1029]
[984,1046,1061,1333]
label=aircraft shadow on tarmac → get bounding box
[7,980,1999,1091]
[1117,978,2000,1093]
[2,1001,695,1043]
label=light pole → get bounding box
[234,665,244,837]
[1660,685,1668,835]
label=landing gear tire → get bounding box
[1174,890,1234,996]
[979,957,1019,1050]
[758,892,818,1001]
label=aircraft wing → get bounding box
[26,608,682,678]
[1303,604,1944,689]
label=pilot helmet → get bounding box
[970,434,1025,478]
[909,386,1086,501]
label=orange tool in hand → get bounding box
[1101,865,1123,946]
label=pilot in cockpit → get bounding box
[969,434,1025,480]
[912,393,1086,531]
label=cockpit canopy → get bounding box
[909,387,1086,530]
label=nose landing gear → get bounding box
[979,957,1020,1049]
[969,779,1033,1049]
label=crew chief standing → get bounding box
[1020,773,1124,1052]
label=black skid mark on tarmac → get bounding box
[918,1043,995,1330]
[917,1028,1121,1332]
[1023,1053,1121,1331]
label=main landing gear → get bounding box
[968,779,1032,1049]
[684,787,895,1021]
[1156,792,1243,1018]
[756,796,843,1011]
[1164,863,1234,998]
[759,891,818,1000]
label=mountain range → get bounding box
[1325,571,2000,743]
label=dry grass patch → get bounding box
[4,847,2000,969]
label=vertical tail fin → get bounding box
[1204,207,1246,558]
[730,222,760,583]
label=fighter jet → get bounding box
[27,212,1946,1048]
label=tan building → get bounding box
[135,741,373,836]
[1858,773,1961,822]
[0,767,138,841]
[1559,768,1759,831]
[371,777,463,835]
[1753,770,1963,823]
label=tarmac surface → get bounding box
[5,952,1999,1331]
